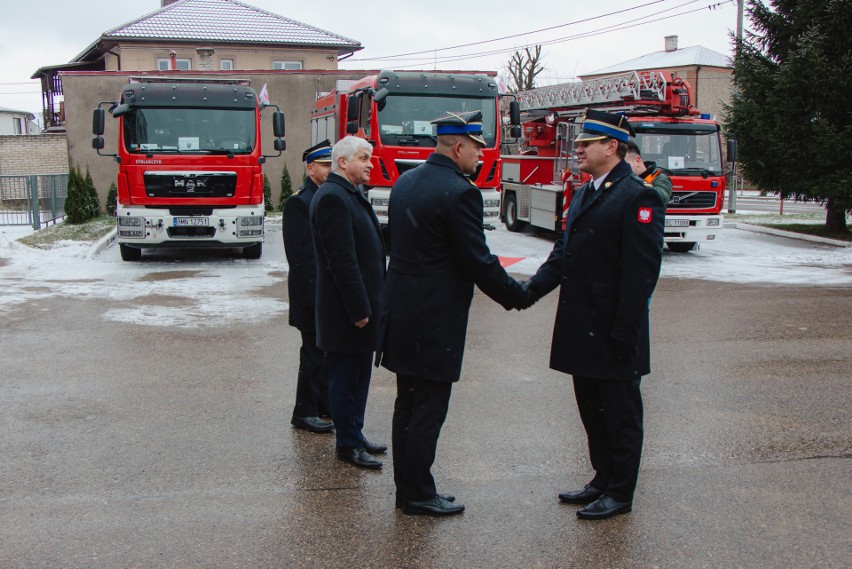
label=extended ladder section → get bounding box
[516,70,697,117]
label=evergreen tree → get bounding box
[83,167,101,218]
[106,183,118,216]
[278,165,294,211]
[725,0,851,231]
[64,166,88,224]
[263,174,273,212]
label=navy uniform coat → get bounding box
[283,178,319,333]
[378,153,526,382]
[310,171,386,354]
[529,159,665,381]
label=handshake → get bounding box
[514,279,540,310]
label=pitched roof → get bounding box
[0,107,35,118]
[73,0,361,61]
[585,45,731,76]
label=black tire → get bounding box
[119,243,142,261]
[504,193,527,232]
[243,243,262,259]
[667,242,697,253]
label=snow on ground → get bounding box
[1,220,850,329]
[485,222,852,286]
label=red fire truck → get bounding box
[500,70,735,252]
[92,76,285,261]
[310,70,520,228]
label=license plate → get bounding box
[173,217,209,227]
[665,219,690,227]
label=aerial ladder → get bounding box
[501,70,731,251]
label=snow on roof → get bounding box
[0,107,35,118]
[586,45,731,76]
[74,0,361,62]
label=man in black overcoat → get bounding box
[526,109,665,520]
[283,140,334,433]
[310,136,387,469]
[377,110,529,516]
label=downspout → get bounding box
[694,65,701,109]
[99,41,122,70]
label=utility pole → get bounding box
[728,0,745,213]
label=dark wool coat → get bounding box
[310,172,386,354]
[529,159,665,380]
[283,178,319,333]
[378,153,526,382]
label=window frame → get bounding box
[272,60,303,70]
[157,58,192,71]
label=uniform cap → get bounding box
[575,109,636,143]
[431,110,487,146]
[303,139,332,163]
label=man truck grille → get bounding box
[143,171,237,198]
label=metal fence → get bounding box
[0,174,68,228]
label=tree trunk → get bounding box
[825,200,848,232]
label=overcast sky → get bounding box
[0,0,745,122]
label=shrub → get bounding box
[263,174,273,212]
[278,165,294,210]
[106,183,117,216]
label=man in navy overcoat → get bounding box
[378,111,529,516]
[310,136,387,469]
[526,109,665,520]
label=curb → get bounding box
[727,223,851,247]
[89,228,117,258]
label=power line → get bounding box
[377,2,733,69]
[346,0,672,62]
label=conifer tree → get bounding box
[263,174,273,212]
[278,165,294,211]
[725,0,851,231]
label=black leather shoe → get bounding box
[403,495,464,517]
[361,438,387,455]
[395,493,455,509]
[336,447,383,469]
[576,495,632,520]
[558,484,604,504]
[291,416,334,433]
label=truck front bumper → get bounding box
[116,205,264,247]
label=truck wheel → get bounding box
[667,242,697,253]
[504,194,526,232]
[119,243,141,261]
[243,243,262,259]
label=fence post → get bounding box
[29,175,40,230]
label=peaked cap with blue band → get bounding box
[575,108,636,143]
[303,139,332,164]
[431,110,487,146]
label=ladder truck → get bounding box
[500,70,736,252]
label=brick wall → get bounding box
[0,134,69,175]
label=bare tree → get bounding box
[505,46,545,93]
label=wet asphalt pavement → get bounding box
[1,233,850,568]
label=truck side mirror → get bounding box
[347,94,360,122]
[510,126,522,139]
[274,139,286,152]
[509,101,521,126]
[373,88,389,104]
[92,108,105,135]
[92,136,104,150]
[273,111,285,138]
[726,139,737,163]
[346,121,358,135]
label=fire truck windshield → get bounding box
[633,123,723,176]
[123,107,256,154]
[376,95,497,147]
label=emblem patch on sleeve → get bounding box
[638,207,652,223]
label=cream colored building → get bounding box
[32,0,362,130]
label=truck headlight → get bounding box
[707,218,721,227]
[483,199,501,208]
[371,198,390,207]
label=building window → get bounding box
[13,117,23,135]
[272,61,302,70]
[220,59,234,70]
[157,58,192,71]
